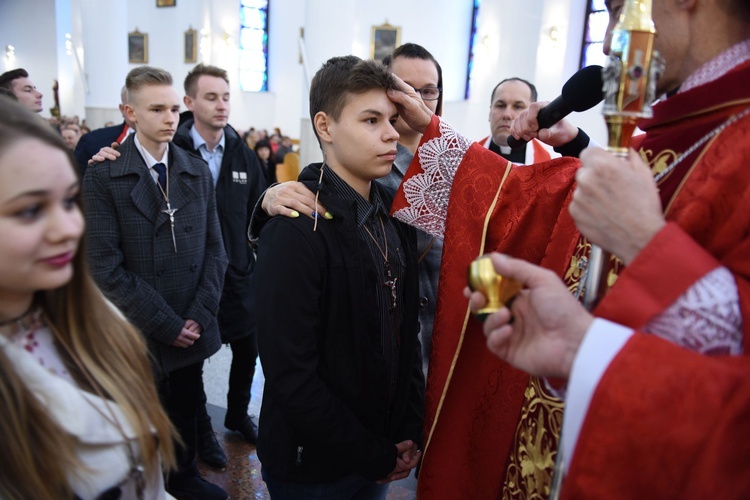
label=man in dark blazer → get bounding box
[173,63,268,467]
[74,86,133,176]
[82,66,228,500]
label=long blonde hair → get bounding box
[0,98,175,499]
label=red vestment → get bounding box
[563,333,750,499]
[392,61,750,498]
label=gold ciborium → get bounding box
[467,256,522,319]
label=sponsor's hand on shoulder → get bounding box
[88,142,121,165]
[261,181,330,220]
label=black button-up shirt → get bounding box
[324,167,405,403]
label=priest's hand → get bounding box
[464,253,592,380]
[571,147,665,265]
[387,74,433,135]
[510,101,580,147]
[261,181,330,220]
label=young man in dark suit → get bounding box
[172,63,268,467]
[82,66,228,500]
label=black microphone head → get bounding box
[561,65,604,112]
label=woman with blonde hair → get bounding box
[0,97,175,498]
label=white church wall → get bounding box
[1,0,60,119]
[2,0,606,145]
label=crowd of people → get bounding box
[1,0,749,498]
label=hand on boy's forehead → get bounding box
[389,74,419,98]
[350,88,398,118]
[390,57,440,112]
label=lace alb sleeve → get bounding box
[644,266,743,355]
[392,120,473,238]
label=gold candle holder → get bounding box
[467,256,522,319]
[583,0,661,311]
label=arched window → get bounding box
[581,0,608,68]
[465,0,481,99]
[239,0,269,92]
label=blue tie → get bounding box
[153,163,167,192]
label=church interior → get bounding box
[1,0,612,498]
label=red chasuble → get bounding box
[393,118,581,498]
[562,334,750,499]
[393,60,750,499]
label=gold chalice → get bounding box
[467,256,522,320]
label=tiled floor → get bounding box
[198,346,417,499]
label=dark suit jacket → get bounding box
[74,122,128,177]
[173,120,268,342]
[82,135,228,374]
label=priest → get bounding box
[469,252,750,499]
[386,0,750,497]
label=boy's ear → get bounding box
[183,95,194,110]
[124,104,137,125]
[314,111,334,144]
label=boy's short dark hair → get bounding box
[309,56,396,132]
[184,63,229,98]
[0,68,29,92]
[383,43,443,116]
[125,66,173,103]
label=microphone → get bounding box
[507,65,604,150]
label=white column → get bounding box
[78,0,129,128]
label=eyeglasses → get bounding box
[415,87,442,101]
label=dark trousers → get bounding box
[226,333,259,421]
[159,360,205,478]
[197,333,258,426]
[261,469,389,500]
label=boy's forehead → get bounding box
[339,88,396,114]
[12,77,34,90]
[131,84,180,106]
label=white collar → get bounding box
[134,134,170,169]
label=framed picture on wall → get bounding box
[128,30,148,64]
[157,0,176,7]
[184,28,197,63]
[370,22,401,62]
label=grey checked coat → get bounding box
[82,135,228,375]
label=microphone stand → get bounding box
[581,0,660,311]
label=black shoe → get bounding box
[167,474,229,500]
[196,424,228,469]
[224,414,258,445]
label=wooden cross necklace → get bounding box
[363,216,398,309]
[155,165,178,253]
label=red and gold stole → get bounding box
[393,120,581,497]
